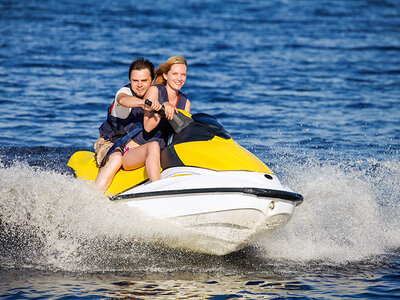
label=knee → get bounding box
[148,142,160,154]
[104,153,123,168]
[113,154,123,164]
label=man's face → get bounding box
[130,69,152,98]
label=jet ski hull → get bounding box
[111,167,302,255]
[68,110,304,255]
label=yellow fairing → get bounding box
[67,151,147,196]
[178,109,192,117]
[174,136,274,174]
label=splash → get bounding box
[256,156,400,263]
[1,156,399,272]
[0,162,219,272]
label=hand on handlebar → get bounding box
[162,102,178,120]
[144,99,177,120]
[145,99,162,112]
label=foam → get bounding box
[0,162,205,271]
[1,157,399,271]
[256,157,400,263]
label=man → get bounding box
[94,57,162,191]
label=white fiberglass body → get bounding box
[112,167,301,255]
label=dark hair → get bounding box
[128,57,155,81]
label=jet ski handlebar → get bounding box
[145,99,192,133]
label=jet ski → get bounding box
[68,104,303,255]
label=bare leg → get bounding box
[122,141,161,181]
[94,151,123,191]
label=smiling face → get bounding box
[130,68,153,98]
[163,63,187,91]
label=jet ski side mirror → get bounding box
[145,99,193,133]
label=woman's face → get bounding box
[164,63,187,91]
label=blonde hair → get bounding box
[155,56,187,85]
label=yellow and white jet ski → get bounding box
[68,106,303,255]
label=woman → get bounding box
[122,56,191,172]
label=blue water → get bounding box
[1,0,399,298]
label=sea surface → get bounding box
[1,0,399,298]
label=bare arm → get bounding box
[117,93,145,108]
[144,86,163,132]
[144,89,191,132]
[184,99,191,113]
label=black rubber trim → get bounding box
[110,187,303,206]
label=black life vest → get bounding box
[98,84,143,143]
[144,84,188,150]
[99,84,188,150]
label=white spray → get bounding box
[256,156,400,263]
